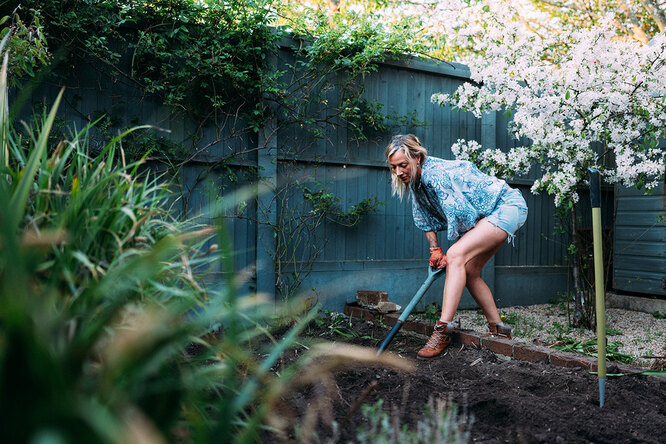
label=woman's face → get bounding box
[388,150,418,183]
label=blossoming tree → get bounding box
[431,6,666,207]
[430,1,665,325]
[330,0,666,60]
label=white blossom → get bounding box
[431,1,666,206]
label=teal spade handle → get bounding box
[377,266,445,355]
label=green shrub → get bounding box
[0,39,280,441]
[0,11,50,82]
[413,302,441,322]
[0,39,411,442]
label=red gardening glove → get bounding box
[429,247,448,269]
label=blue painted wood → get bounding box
[614,182,666,296]
[269,51,577,305]
[20,42,595,307]
[272,56,574,306]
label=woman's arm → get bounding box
[425,231,439,249]
[425,231,447,268]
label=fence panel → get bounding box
[18,44,579,310]
[614,182,666,296]
[282,57,571,310]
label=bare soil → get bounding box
[277,317,666,443]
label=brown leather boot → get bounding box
[488,322,512,339]
[417,320,453,359]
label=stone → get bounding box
[376,301,400,313]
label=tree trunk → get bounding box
[570,204,587,327]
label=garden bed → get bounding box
[277,314,666,443]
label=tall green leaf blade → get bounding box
[0,52,8,171]
[8,87,64,220]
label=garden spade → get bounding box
[589,168,607,407]
[377,266,445,355]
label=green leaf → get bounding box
[9,88,64,223]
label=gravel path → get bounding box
[454,303,666,368]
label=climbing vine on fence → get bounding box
[18,0,424,142]
[17,0,280,120]
[12,0,426,299]
[0,9,49,84]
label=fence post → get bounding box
[481,111,497,295]
[256,118,277,301]
[256,46,279,301]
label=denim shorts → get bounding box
[485,187,528,243]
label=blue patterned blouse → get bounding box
[411,156,509,241]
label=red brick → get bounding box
[356,290,388,306]
[549,351,594,370]
[419,323,434,336]
[615,363,645,376]
[578,357,597,370]
[345,304,628,375]
[456,331,481,347]
[343,304,357,317]
[513,345,550,363]
[344,304,376,322]
[344,304,400,328]
[380,313,398,327]
[417,320,434,336]
[480,336,514,356]
[403,319,433,336]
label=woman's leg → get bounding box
[418,219,507,359]
[464,243,504,324]
[439,219,507,322]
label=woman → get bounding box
[385,134,528,359]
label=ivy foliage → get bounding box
[280,8,428,140]
[19,0,280,119]
[288,8,423,76]
[16,0,425,141]
[303,183,383,227]
[12,0,427,300]
[0,9,49,84]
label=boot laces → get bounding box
[424,328,448,350]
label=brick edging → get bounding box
[343,304,658,377]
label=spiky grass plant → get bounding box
[0,37,412,443]
[355,397,471,444]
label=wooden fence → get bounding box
[23,42,620,311]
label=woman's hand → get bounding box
[429,247,448,269]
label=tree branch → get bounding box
[638,0,666,32]
[534,0,588,12]
[619,0,651,43]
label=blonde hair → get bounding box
[385,134,428,199]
